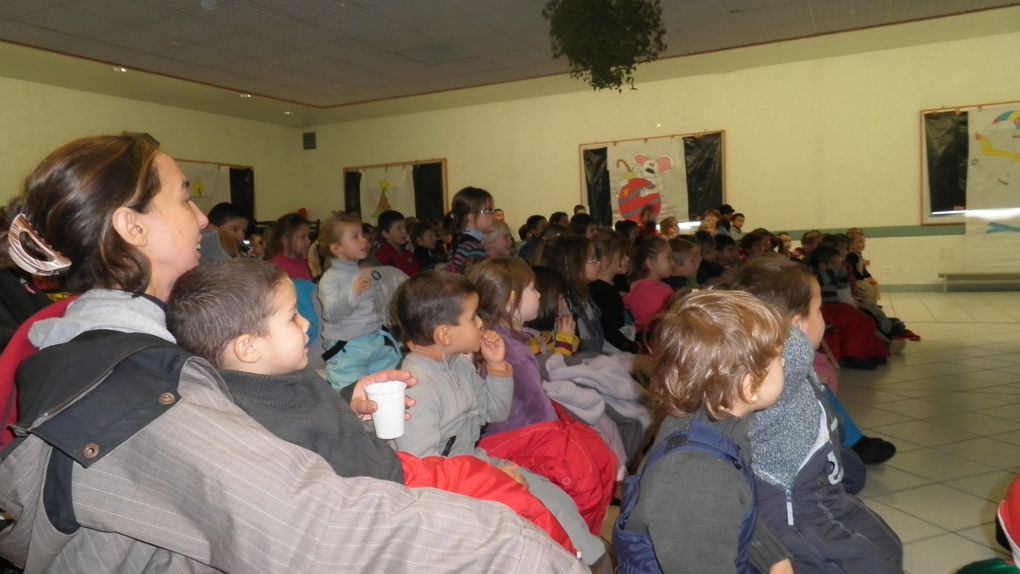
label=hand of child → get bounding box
[350,370,418,422]
[496,463,529,489]
[769,559,794,574]
[479,329,506,366]
[353,273,373,296]
[555,313,575,337]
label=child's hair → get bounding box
[392,271,478,345]
[4,134,162,293]
[740,231,769,252]
[714,233,736,251]
[264,212,310,260]
[593,229,628,261]
[466,256,536,331]
[801,229,823,247]
[569,213,596,236]
[807,245,841,271]
[614,219,639,239]
[630,235,670,280]
[167,258,287,367]
[573,204,587,214]
[445,186,493,236]
[713,255,816,321]
[820,233,850,252]
[693,230,715,251]
[484,220,512,247]
[668,236,699,265]
[732,211,744,221]
[410,220,436,245]
[377,210,405,233]
[538,235,592,299]
[651,290,788,420]
[525,266,569,332]
[524,215,547,236]
[846,227,864,238]
[208,202,248,227]
[549,211,569,226]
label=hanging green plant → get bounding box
[543,0,667,92]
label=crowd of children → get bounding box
[0,138,921,574]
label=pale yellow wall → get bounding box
[301,30,1020,284]
[0,76,302,220]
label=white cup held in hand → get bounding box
[365,381,406,439]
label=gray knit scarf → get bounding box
[749,326,822,489]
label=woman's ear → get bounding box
[111,206,147,248]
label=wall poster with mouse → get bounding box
[580,131,724,227]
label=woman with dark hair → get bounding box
[0,135,584,573]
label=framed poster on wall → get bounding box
[920,99,1020,225]
[178,159,255,223]
[579,131,725,226]
[343,159,448,223]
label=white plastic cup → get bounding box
[365,381,406,439]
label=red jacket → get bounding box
[479,403,618,535]
[375,242,421,277]
[399,452,575,554]
[0,297,75,449]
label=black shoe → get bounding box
[853,436,897,464]
[842,357,879,370]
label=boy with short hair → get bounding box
[375,210,421,277]
[616,290,793,574]
[166,259,583,556]
[392,271,609,568]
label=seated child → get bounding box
[527,266,581,358]
[166,259,576,553]
[694,230,724,285]
[446,186,495,274]
[589,230,639,354]
[623,236,673,340]
[391,270,608,566]
[411,220,447,271]
[715,233,740,271]
[665,236,701,290]
[793,229,823,262]
[484,221,517,258]
[538,235,606,354]
[317,214,401,392]
[374,210,421,277]
[809,245,891,369]
[714,256,903,572]
[265,212,313,281]
[616,289,793,574]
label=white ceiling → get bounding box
[2,0,1019,112]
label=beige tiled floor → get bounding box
[844,291,1020,573]
[600,291,1020,573]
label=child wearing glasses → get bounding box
[445,186,497,274]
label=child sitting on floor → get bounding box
[589,230,639,354]
[526,266,581,358]
[166,259,576,554]
[374,210,421,277]
[615,289,793,574]
[623,236,673,342]
[317,214,401,392]
[714,255,903,572]
[666,236,701,290]
[391,270,609,567]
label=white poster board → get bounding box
[178,161,231,216]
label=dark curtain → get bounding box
[583,148,612,226]
[924,111,969,213]
[344,170,362,216]
[413,162,446,222]
[683,133,724,220]
[228,168,255,223]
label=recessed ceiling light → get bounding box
[239,93,253,98]
[283,111,294,115]
[113,66,127,72]
[200,0,217,10]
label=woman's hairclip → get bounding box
[7,213,72,276]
